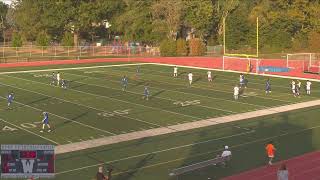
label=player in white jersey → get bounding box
[207,71,212,82]
[234,85,239,100]
[173,66,178,77]
[56,72,61,86]
[188,72,193,86]
[291,80,296,97]
[296,80,301,97]
[306,80,312,95]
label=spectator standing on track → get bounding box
[266,141,276,165]
[277,164,289,180]
[96,166,108,180]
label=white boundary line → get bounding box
[0,63,150,75]
[0,81,164,129]
[146,62,320,82]
[56,129,255,175]
[0,95,116,136]
[0,118,59,145]
[5,74,201,121]
[57,118,320,176]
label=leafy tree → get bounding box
[36,31,50,46]
[152,0,184,40]
[176,38,188,56]
[61,32,74,47]
[160,39,176,56]
[184,0,214,39]
[0,1,8,42]
[11,32,23,47]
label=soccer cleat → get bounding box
[40,130,43,133]
[48,129,51,132]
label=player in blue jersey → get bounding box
[7,92,14,109]
[121,76,128,91]
[136,66,140,78]
[265,78,271,94]
[142,85,150,100]
[40,112,51,132]
[61,79,67,89]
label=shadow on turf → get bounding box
[173,109,316,180]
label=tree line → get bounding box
[0,0,319,53]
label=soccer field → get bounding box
[0,62,320,179]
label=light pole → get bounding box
[0,15,5,46]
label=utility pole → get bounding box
[0,16,5,46]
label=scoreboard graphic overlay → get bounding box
[1,144,55,178]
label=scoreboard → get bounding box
[1,144,55,178]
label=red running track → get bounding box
[223,150,320,180]
[0,57,319,80]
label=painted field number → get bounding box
[174,100,201,107]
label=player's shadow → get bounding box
[151,90,166,99]
[54,111,90,129]
[26,96,51,106]
[70,82,87,89]
[114,154,155,180]
[172,110,314,180]
[193,76,202,84]
[132,81,146,88]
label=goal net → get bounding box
[286,53,320,73]
[222,56,259,73]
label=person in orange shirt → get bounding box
[266,141,276,165]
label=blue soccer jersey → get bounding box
[43,112,49,124]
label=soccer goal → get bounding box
[222,56,260,73]
[286,53,320,73]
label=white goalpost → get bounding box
[222,56,260,73]
[286,53,320,73]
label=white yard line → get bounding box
[55,99,320,155]
[105,67,295,103]
[57,118,320,176]
[0,63,150,75]
[5,75,201,121]
[0,96,116,136]
[0,81,164,129]
[0,118,59,145]
[56,129,254,175]
[59,72,236,114]
[65,69,266,109]
[147,62,320,82]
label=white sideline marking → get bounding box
[0,95,116,136]
[55,99,320,155]
[0,63,150,75]
[147,63,320,82]
[0,118,59,145]
[56,129,254,175]
[6,74,200,121]
[1,78,164,129]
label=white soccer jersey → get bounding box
[306,81,312,90]
[174,67,178,73]
[234,87,239,95]
[297,82,301,88]
[188,73,193,80]
[207,71,212,78]
[57,73,61,80]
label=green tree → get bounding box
[11,32,23,47]
[184,0,214,39]
[0,1,8,42]
[61,32,74,47]
[152,0,184,40]
[36,31,50,46]
[160,39,177,56]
